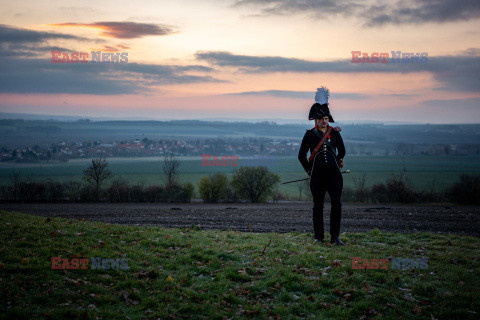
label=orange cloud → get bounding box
[89,45,126,52]
[49,21,176,39]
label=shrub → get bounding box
[448,173,480,205]
[165,183,194,203]
[231,166,280,203]
[370,183,389,204]
[352,188,369,203]
[341,186,355,202]
[63,180,82,202]
[107,179,131,202]
[130,184,146,202]
[80,184,98,202]
[19,181,47,201]
[145,185,165,202]
[182,183,195,202]
[198,174,228,203]
[369,174,419,203]
[45,180,64,202]
[0,186,9,200]
[385,174,418,203]
[223,184,238,203]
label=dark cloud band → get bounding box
[234,0,480,27]
[0,25,220,94]
[196,50,480,92]
[0,57,222,95]
[0,24,88,43]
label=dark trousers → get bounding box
[310,164,343,240]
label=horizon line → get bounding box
[0,112,479,126]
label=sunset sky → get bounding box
[0,0,479,124]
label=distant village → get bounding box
[0,137,301,162]
[1,136,477,163]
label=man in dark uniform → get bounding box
[298,87,346,245]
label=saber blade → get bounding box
[281,169,350,184]
[281,177,309,185]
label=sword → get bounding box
[281,177,309,185]
[281,170,350,184]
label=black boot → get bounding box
[330,237,344,245]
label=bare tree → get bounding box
[162,154,181,202]
[9,169,22,200]
[426,176,437,195]
[162,154,181,187]
[297,178,310,200]
[425,176,438,202]
[353,172,368,203]
[83,157,112,201]
[353,173,368,190]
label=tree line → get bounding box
[0,156,282,203]
[296,172,480,205]
[1,156,478,204]
[2,156,191,203]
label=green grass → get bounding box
[0,210,479,319]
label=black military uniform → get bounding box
[298,89,346,245]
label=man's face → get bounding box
[315,116,329,128]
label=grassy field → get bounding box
[0,210,478,319]
[0,156,479,197]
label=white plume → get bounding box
[315,86,330,105]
